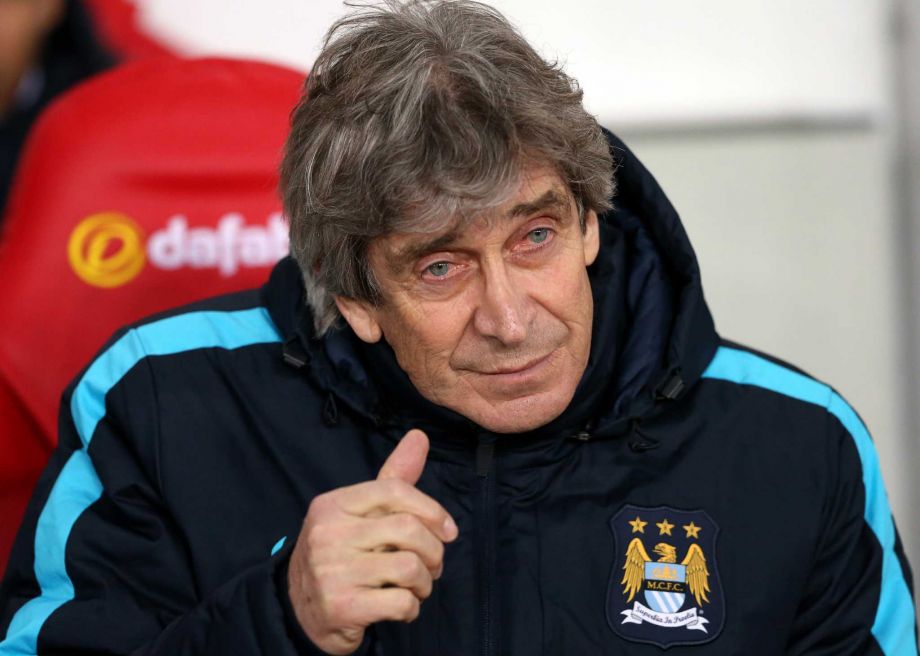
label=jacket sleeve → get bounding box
[0,330,361,656]
[786,396,917,656]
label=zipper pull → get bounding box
[282,336,310,369]
[475,434,496,477]
[654,369,685,401]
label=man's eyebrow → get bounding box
[387,227,465,273]
[505,188,572,220]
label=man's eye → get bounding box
[426,262,451,277]
[528,228,550,244]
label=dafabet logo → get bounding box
[67,212,289,288]
[67,213,147,288]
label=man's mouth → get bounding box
[479,350,555,382]
[487,353,552,375]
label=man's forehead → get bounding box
[377,172,575,268]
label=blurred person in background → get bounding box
[0,0,114,219]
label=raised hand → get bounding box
[287,429,458,655]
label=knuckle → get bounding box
[386,478,410,500]
[418,541,442,572]
[306,520,349,554]
[399,552,425,580]
[418,572,434,599]
[307,493,332,518]
[327,591,355,621]
[313,586,336,618]
[437,510,452,529]
[312,563,339,593]
[304,523,330,551]
[398,592,420,621]
[430,539,445,565]
[390,590,421,622]
[396,512,422,536]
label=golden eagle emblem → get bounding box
[621,538,711,606]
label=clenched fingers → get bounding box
[351,512,445,575]
[328,478,458,542]
[332,587,423,627]
[334,550,434,600]
[303,588,420,655]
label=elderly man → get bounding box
[1,1,916,655]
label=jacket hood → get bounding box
[263,130,719,446]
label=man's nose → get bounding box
[472,264,532,346]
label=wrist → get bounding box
[274,540,347,655]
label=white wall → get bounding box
[129,0,917,597]
[137,0,888,123]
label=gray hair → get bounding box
[281,0,614,335]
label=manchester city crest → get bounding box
[607,505,724,648]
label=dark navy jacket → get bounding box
[1,134,916,655]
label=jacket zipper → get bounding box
[475,434,498,656]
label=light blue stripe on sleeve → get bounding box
[1,308,282,655]
[703,346,917,655]
[72,309,282,447]
[271,536,287,556]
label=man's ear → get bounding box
[583,209,600,266]
[334,296,383,343]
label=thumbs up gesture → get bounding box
[287,430,458,655]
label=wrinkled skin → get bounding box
[336,165,600,433]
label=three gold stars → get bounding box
[627,516,702,539]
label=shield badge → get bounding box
[607,505,725,648]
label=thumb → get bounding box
[377,429,429,484]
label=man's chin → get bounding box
[459,390,573,434]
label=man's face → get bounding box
[336,165,600,433]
